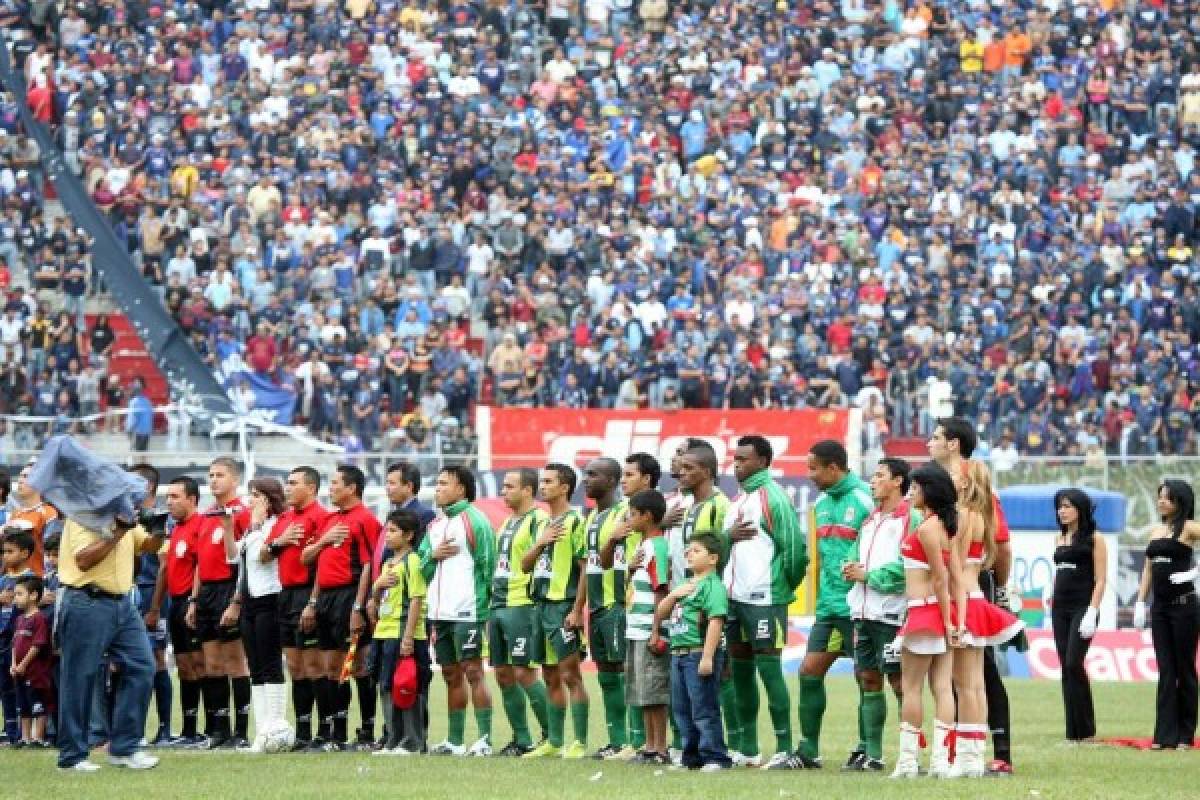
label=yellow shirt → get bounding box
[374,551,427,641]
[59,519,154,595]
[960,40,984,73]
[170,164,199,198]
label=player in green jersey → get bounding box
[490,469,551,756]
[676,448,730,569]
[583,457,635,759]
[521,463,588,759]
[778,440,873,770]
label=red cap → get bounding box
[391,655,419,709]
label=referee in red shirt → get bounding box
[184,457,253,748]
[156,477,209,746]
[300,465,379,751]
[263,466,328,749]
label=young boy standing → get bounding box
[11,575,52,745]
[652,533,731,772]
[616,490,672,765]
[1,528,36,745]
[371,510,429,756]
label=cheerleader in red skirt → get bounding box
[892,464,961,779]
[948,461,1025,778]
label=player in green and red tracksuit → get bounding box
[725,436,808,769]
[420,467,496,756]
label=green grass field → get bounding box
[4,676,1196,799]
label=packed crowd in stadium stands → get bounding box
[1,0,1199,460]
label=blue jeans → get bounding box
[56,588,155,767]
[670,650,731,768]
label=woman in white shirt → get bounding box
[227,478,288,752]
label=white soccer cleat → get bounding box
[108,751,160,770]
[467,735,492,757]
[372,746,415,756]
[430,740,467,756]
[240,734,267,754]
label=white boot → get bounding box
[965,736,986,777]
[267,683,289,734]
[889,724,920,779]
[930,720,954,778]
[244,685,267,753]
[948,728,986,778]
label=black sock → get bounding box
[153,669,173,736]
[316,678,336,741]
[208,676,232,738]
[333,681,352,743]
[355,675,376,740]
[293,679,314,741]
[180,679,201,739]
[201,676,218,737]
[985,648,1012,764]
[232,676,252,739]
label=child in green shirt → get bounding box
[371,510,428,755]
[651,533,731,771]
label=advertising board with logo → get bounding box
[476,407,857,616]
[1011,629,1200,682]
[476,407,855,477]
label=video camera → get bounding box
[137,508,171,537]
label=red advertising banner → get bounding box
[1022,629,1200,682]
[476,407,854,476]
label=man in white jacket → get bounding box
[841,457,919,771]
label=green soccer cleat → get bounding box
[522,741,562,759]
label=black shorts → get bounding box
[169,593,201,655]
[15,680,52,717]
[278,585,319,650]
[196,580,242,643]
[316,585,357,652]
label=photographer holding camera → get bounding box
[88,466,174,752]
[56,507,167,771]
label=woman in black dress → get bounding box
[1133,480,1200,750]
[1050,489,1108,743]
